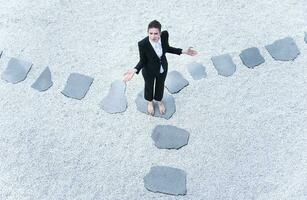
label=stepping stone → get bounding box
[186,62,207,80]
[31,67,53,92]
[144,166,187,196]
[1,57,32,83]
[61,73,94,100]
[151,125,189,149]
[135,90,175,119]
[165,71,189,94]
[100,80,127,114]
[305,32,307,43]
[211,54,236,77]
[239,47,265,68]
[265,37,300,61]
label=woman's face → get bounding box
[148,28,161,42]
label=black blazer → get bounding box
[134,30,182,76]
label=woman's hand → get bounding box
[123,68,137,82]
[182,47,198,56]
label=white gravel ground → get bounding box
[0,0,306,199]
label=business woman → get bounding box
[123,20,197,116]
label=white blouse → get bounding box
[149,38,164,73]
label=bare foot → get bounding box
[158,101,166,115]
[147,102,154,116]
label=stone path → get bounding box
[31,67,53,92]
[211,53,236,77]
[265,37,300,61]
[61,73,94,100]
[239,47,265,68]
[100,80,127,114]
[1,57,32,84]
[0,34,305,196]
[164,70,189,94]
[135,90,176,120]
[186,61,207,80]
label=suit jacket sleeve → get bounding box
[165,31,183,55]
[134,41,146,74]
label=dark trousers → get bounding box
[142,69,167,101]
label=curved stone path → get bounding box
[0,34,305,196]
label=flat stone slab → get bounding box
[265,37,300,61]
[151,125,190,149]
[31,67,53,92]
[211,54,236,77]
[100,80,127,113]
[165,71,189,94]
[135,90,175,119]
[144,166,187,196]
[1,57,32,83]
[305,32,307,43]
[186,62,207,80]
[239,47,265,68]
[61,73,94,100]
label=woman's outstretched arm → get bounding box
[182,47,198,56]
[123,42,146,82]
[165,31,183,55]
[165,31,197,56]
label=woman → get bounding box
[123,20,197,116]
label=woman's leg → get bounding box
[142,70,155,101]
[142,70,155,115]
[154,71,167,101]
[154,71,167,114]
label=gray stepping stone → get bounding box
[144,166,187,196]
[239,47,265,68]
[211,54,236,77]
[186,62,207,80]
[1,57,32,83]
[151,125,190,149]
[135,90,175,119]
[61,73,94,100]
[305,32,307,43]
[265,37,300,61]
[31,67,53,92]
[165,71,189,94]
[100,80,127,113]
